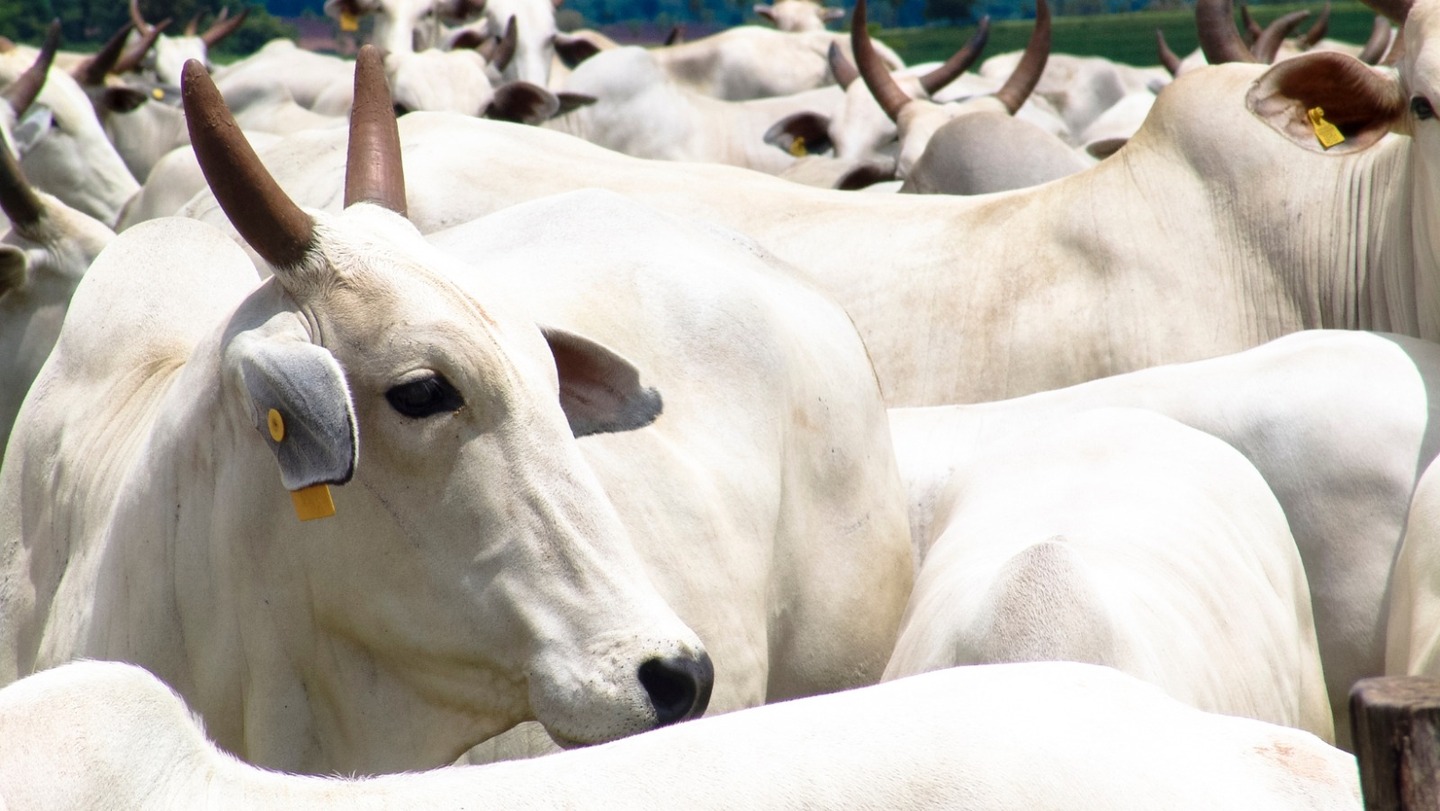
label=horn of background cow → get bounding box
[183,13,201,37]
[1356,0,1412,25]
[114,18,172,75]
[491,17,519,72]
[919,16,990,95]
[1155,28,1182,76]
[1195,0,1259,65]
[993,0,1049,115]
[0,127,44,231]
[344,45,406,216]
[182,59,315,269]
[1251,10,1310,62]
[72,22,136,87]
[851,0,911,122]
[1358,16,1394,63]
[1,20,59,117]
[201,7,249,47]
[664,25,684,46]
[1381,27,1405,64]
[827,42,858,88]
[1299,2,1330,48]
[129,0,154,36]
[1239,4,1261,44]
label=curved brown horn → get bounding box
[486,16,519,72]
[1251,9,1309,62]
[1381,26,1405,64]
[2,21,59,118]
[852,0,911,121]
[1155,28,1182,76]
[200,6,249,47]
[827,41,858,88]
[919,16,989,95]
[1358,16,1392,64]
[0,129,43,231]
[114,17,172,75]
[72,22,136,87]
[183,13,201,37]
[1357,0,1411,25]
[129,0,154,36]
[1239,4,1261,43]
[1196,0,1258,64]
[993,0,1049,115]
[345,45,406,215]
[182,58,314,269]
[1298,1,1330,47]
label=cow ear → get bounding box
[0,245,29,297]
[541,326,662,437]
[555,92,597,116]
[234,334,358,491]
[754,4,777,24]
[484,82,560,125]
[764,111,834,156]
[553,34,601,68]
[1246,50,1405,155]
[835,160,894,190]
[100,86,150,114]
[11,106,52,157]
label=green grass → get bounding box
[878,1,1387,65]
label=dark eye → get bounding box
[1413,96,1435,120]
[386,373,464,418]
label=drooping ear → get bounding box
[484,82,560,124]
[553,33,601,68]
[0,246,29,298]
[764,111,833,156]
[234,334,358,491]
[10,106,52,157]
[542,326,663,437]
[754,4,777,24]
[554,92,597,115]
[99,86,151,114]
[835,160,894,190]
[1246,50,1405,154]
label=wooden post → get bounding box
[1350,676,1440,810]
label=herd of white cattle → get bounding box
[1,0,1438,804]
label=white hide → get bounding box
[884,407,1333,742]
[650,26,904,100]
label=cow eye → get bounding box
[386,373,464,418]
[1413,96,1435,120]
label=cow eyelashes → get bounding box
[386,373,465,418]
[1412,96,1435,121]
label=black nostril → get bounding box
[638,651,715,726]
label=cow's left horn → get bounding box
[1196,0,1259,64]
[993,0,1049,115]
[200,6,250,47]
[1358,16,1392,64]
[1,20,57,117]
[183,58,315,269]
[345,45,406,216]
[851,0,910,122]
[0,125,43,232]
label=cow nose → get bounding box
[638,651,714,726]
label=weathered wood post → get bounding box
[1350,676,1440,810]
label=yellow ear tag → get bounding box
[267,408,285,442]
[1307,107,1345,150]
[151,87,165,100]
[290,484,336,521]
[340,11,360,31]
[788,135,807,157]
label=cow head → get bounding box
[130,0,248,84]
[184,45,711,771]
[754,0,845,33]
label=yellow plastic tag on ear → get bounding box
[151,87,165,100]
[267,408,285,442]
[1307,107,1345,149]
[340,11,360,31]
[788,135,807,157]
[290,484,336,521]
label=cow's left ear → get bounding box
[541,326,662,437]
[234,335,359,491]
[1247,51,1406,154]
[754,4,777,24]
[764,111,834,156]
[484,82,560,125]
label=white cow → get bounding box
[0,659,1363,810]
[0,137,115,453]
[213,39,357,112]
[1386,455,1440,678]
[0,50,713,775]
[754,0,845,32]
[885,407,1333,741]
[885,330,1440,749]
[127,0,250,85]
